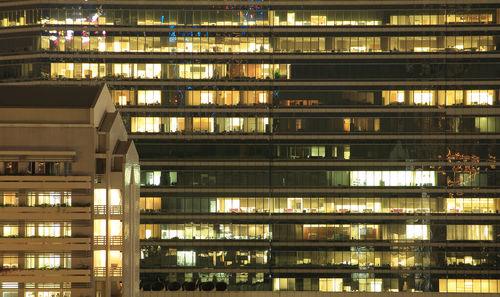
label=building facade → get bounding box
[0,85,140,297]
[0,0,499,295]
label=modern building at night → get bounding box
[0,85,140,297]
[0,0,499,295]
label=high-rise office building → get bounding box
[0,0,499,295]
[0,85,140,297]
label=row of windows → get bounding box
[130,117,270,134]
[1,223,71,238]
[139,272,500,293]
[129,116,500,134]
[140,197,500,214]
[113,89,499,107]
[0,191,81,207]
[141,247,268,267]
[135,142,496,162]
[7,61,499,81]
[140,223,495,241]
[50,63,290,80]
[26,192,72,207]
[27,292,70,297]
[140,247,497,269]
[383,90,497,106]
[1,253,72,269]
[113,89,270,106]
[93,219,123,238]
[140,169,497,188]
[0,161,71,176]
[1,7,495,27]
[274,277,500,293]
[274,250,490,269]
[41,33,497,54]
[0,289,70,297]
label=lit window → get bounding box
[117,95,128,105]
[177,251,196,266]
[406,224,429,240]
[2,254,18,268]
[38,192,61,206]
[26,224,35,237]
[140,197,161,212]
[447,225,493,241]
[1,192,17,206]
[273,278,295,291]
[350,170,436,187]
[3,225,18,237]
[38,254,61,269]
[131,117,161,133]
[319,278,343,292]
[94,250,106,270]
[143,171,161,186]
[193,117,215,133]
[440,279,500,293]
[413,91,433,105]
[466,90,494,105]
[94,220,106,236]
[258,92,267,103]
[39,223,59,237]
[138,90,161,105]
[200,92,213,104]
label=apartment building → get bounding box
[0,0,499,296]
[0,85,140,297]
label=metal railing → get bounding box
[110,205,123,215]
[110,236,123,246]
[94,267,106,277]
[110,266,122,277]
[94,205,106,215]
[94,174,104,184]
[94,266,122,277]
[93,235,106,246]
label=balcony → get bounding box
[94,235,106,246]
[0,206,90,220]
[0,268,90,282]
[0,175,91,189]
[94,205,106,215]
[111,235,123,246]
[94,205,122,216]
[0,237,91,251]
[93,235,123,246]
[110,205,123,215]
[94,266,122,277]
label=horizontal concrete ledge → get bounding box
[0,269,91,282]
[140,161,499,167]
[0,237,91,251]
[141,188,498,194]
[142,241,500,248]
[0,206,91,220]
[140,213,500,222]
[3,80,500,88]
[118,107,500,116]
[0,123,92,128]
[3,52,500,62]
[0,176,92,189]
[3,24,500,34]
[3,0,500,8]
[0,175,91,182]
[130,134,500,140]
[4,0,500,8]
[140,291,500,297]
[140,268,500,274]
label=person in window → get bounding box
[4,162,18,175]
